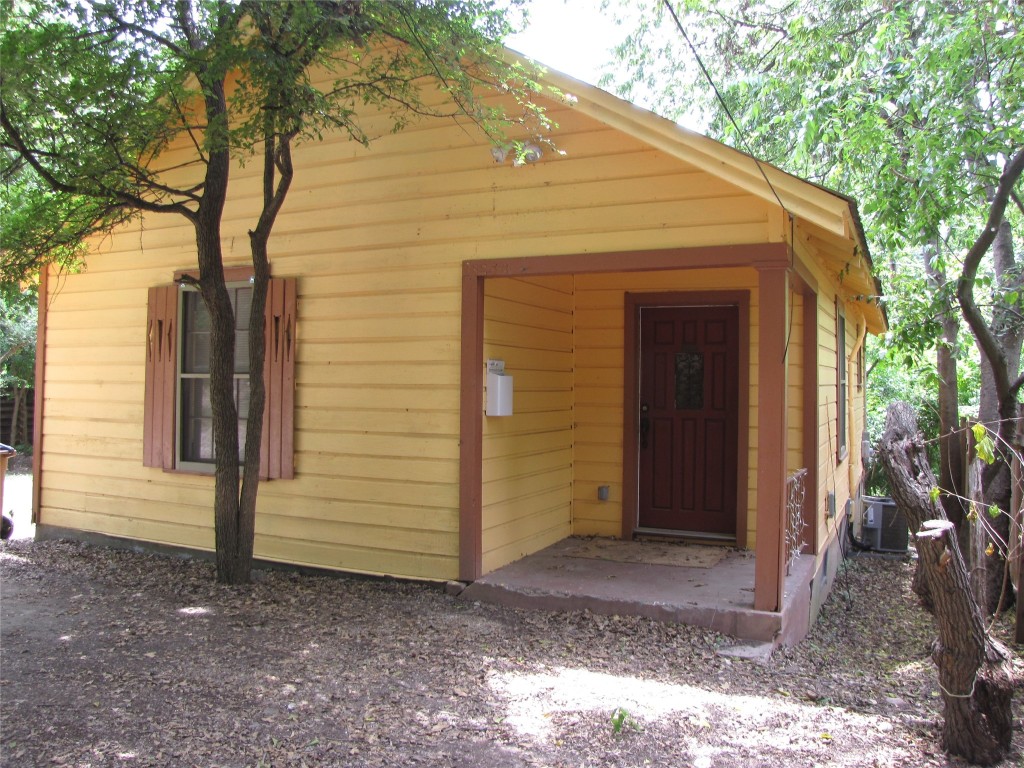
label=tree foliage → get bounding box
[1,0,549,282]
[0,281,36,393]
[607,4,1024,759]
[1,0,547,583]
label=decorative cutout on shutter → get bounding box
[261,277,296,480]
[143,285,177,469]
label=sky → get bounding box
[504,1,704,130]
[504,0,632,90]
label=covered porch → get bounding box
[458,245,822,631]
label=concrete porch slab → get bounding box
[460,537,817,645]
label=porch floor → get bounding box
[460,537,816,646]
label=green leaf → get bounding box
[610,707,627,734]
[988,505,1001,519]
[972,423,998,464]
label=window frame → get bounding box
[175,278,255,474]
[836,301,848,463]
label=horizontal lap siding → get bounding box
[39,83,778,581]
[39,240,218,552]
[816,292,851,545]
[794,244,873,558]
[481,276,574,573]
[788,291,806,477]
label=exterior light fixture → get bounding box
[490,142,543,166]
[491,144,511,163]
[512,143,543,166]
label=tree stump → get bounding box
[878,402,1018,764]
[916,521,1016,764]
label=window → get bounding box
[857,344,864,392]
[836,303,848,463]
[143,271,296,479]
[178,284,252,467]
[674,349,704,410]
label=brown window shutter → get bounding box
[143,285,177,469]
[261,277,296,479]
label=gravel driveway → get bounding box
[1,537,1021,767]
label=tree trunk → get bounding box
[957,150,1024,616]
[879,403,1018,764]
[977,221,1021,614]
[965,455,989,610]
[924,248,965,526]
[8,387,22,446]
[193,75,249,586]
[15,386,28,446]
[197,224,245,584]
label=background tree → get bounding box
[604,3,1024,760]
[1,0,548,583]
[0,281,36,446]
[606,0,1024,612]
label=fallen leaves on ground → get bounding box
[1,540,1021,767]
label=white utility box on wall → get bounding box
[486,359,513,416]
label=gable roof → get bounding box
[513,55,885,332]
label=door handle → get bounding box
[639,403,650,450]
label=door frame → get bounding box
[622,291,750,547]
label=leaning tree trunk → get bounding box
[878,402,1018,764]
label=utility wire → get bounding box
[661,0,800,366]
[660,0,791,218]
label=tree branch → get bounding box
[956,146,1024,410]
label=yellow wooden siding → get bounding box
[39,77,857,582]
[481,276,574,573]
[787,289,805,477]
[787,247,863,557]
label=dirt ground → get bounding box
[2,454,34,541]
[2,522,1023,768]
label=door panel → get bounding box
[637,305,739,535]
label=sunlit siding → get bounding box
[481,276,574,573]
[38,76,782,581]
[795,242,877,558]
[39,64,890,585]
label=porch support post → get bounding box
[458,266,484,582]
[754,265,790,612]
[32,265,49,524]
[796,272,819,553]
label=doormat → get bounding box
[564,538,727,569]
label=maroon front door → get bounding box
[637,305,739,536]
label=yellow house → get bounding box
[32,60,884,646]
